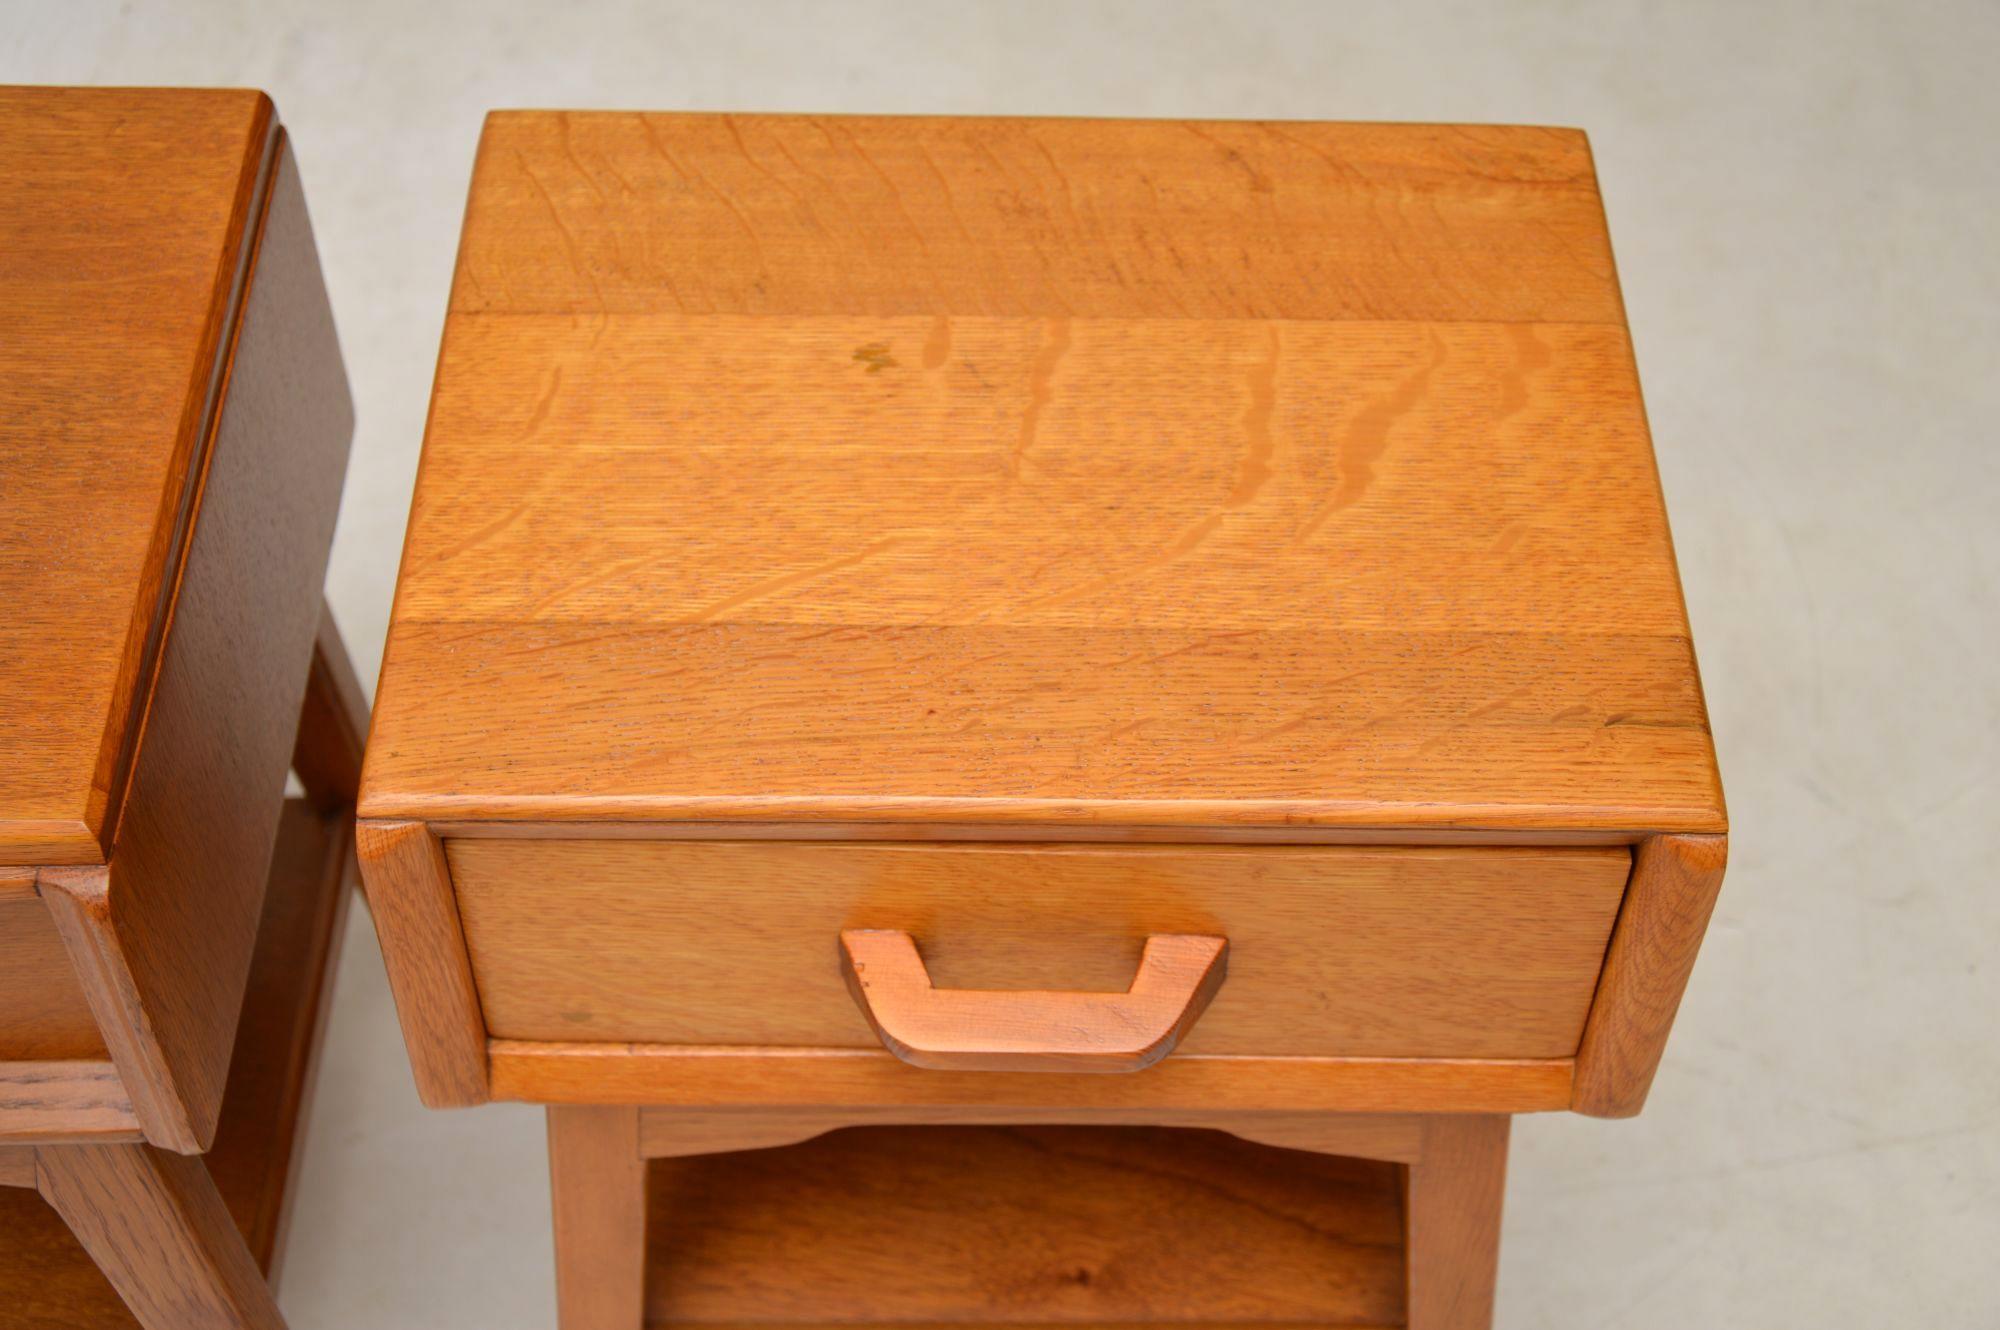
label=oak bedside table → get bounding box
[0,88,362,1328]
[361,112,1727,1330]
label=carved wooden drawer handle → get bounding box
[838,929,1229,1073]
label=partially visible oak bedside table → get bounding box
[0,88,361,1327]
[360,112,1727,1330]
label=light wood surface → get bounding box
[548,1106,647,1330]
[355,821,491,1107]
[1572,833,1730,1116]
[0,1062,140,1143]
[489,1042,1573,1114]
[35,1144,285,1330]
[0,1146,34,1189]
[0,84,359,1328]
[32,132,352,1154]
[641,1124,1405,1327]
[350,110,1727,1330]
[360,112,1722,838]
[0,798,359,1324]
[1405,1116,1510,1330]
[458,114,1617,321]
[0,1181,143,1328]
[201,798,355,1279]
[636,1105,1431,1164]
[840,929,1227,1072]
[427,818,1637,846]
[0,889,105,1061]
[0,87,275,865]
[448,839,1626,1058]
[35,874,195,1148]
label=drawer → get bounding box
[0,881,105,1061]
[446,840,1629,1060]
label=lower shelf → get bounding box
[0,799,353,1328]
[646,1124,1408,1329]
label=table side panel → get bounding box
[39,134,353,1154]
[200,798,357,1278]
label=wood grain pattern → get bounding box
[0,889,106,1060]
[355,821,491,1107]
[35,872,197,1149]
[36,1143,285,1330]
[21,127,351,1154]
[0,1178,144,1327]
[400,320,1679,636]
[0,1182,141,1327]
[0,1062,140,1142]
[1572,833,1730,1117]
[0,86,356,1326]
[201,798,354,1279]
[0,88,275,864]
[0,798,356,1323]
[636,1105,1431,1164]
[548,1106,647,1330]
[353,111,1723,1325]
[642,1125,1406,1326]
[449,839,1626,1058]
[1405,1116,1510,1330]
[427,819,1637,846]
[459,113,1615,322]
[361,113,1722,838]
[841,929,1226,1072]
[489,1042,1573,1114]
[0,1145,34,1189]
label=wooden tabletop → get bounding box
[0,87,278,863]
[363,113,1724,836]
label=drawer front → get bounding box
[447,840,1629,1060]
[0,883,105,1061]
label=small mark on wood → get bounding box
[1489,520,1529,554]
[923,314,952,369]
[1300,328,1446,538]
[1012,316,1071,476]
[1227,324,1281,507]
[1499,323,1551,423]
[1604,712,1689,729]
[853,342,898,373]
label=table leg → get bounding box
[1405,1114,1510,1330]
[35,1142,285,1330]
[549,1105,646,1330]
